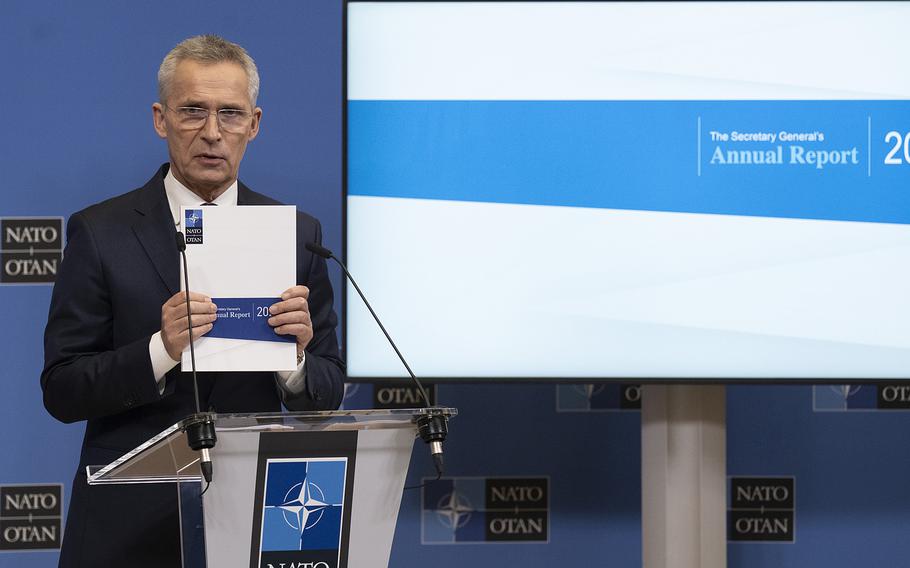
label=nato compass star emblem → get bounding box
[266,480,337,547]
[830,384,862,401]
[813,383,877,411]
[435,491,473,530]
[574,384,606,401]
[185,211,201,227]
[258,459,347,559]
[342,382,361,401]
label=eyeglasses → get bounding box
[165,105,252,133]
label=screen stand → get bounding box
[641,385,726,568]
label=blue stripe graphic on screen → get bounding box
[259,458,347,567]
[349,100,910,224]
[209,297,295,343]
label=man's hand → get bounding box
[269,286,313,355]
[161,291,217,361]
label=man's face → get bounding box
[152,60,261,199]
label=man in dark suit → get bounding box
[41,35,344,567]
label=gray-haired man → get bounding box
[42,35,344,567]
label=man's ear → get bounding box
[152,103,167,139]
[248,107,262,142]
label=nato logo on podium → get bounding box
[258,458,348,568]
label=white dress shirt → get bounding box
[148,168,307,396]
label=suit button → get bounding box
[124,397,135,407]
[314,390,322,402]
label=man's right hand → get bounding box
[161,291,218,361]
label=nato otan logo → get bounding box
[184,209,203,244]
[728,477,795,543]
[1,217,64,284]
[0,484,63,551]
[422,477,549,544]
[813,384,910,411]
[557,384,641,412]
[373,381,437,409]
[257,458,347,568]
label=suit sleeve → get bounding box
[41,212,163,423]
[282,217,345,411]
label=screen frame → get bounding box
[341,0,909,384]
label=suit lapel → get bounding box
[128,176,272,325]
[131,166,180,295]
[238,181,252,205]
[237,180,283,206]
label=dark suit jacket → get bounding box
[42,164,345,567]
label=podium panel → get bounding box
[86,408,456,568]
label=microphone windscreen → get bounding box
[175,231,186,252]
[305,241,333,259]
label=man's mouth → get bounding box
[196,153,225,164]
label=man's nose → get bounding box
[200,112,221,142]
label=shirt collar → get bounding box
[164,167,238,226]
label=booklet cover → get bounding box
[180,205,297,372]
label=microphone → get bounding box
[175,231,216,487]
[304,242,333,260]
[305,241,449,477]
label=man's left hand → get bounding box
[269,286,313,354]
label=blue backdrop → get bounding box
[1,1,908,567]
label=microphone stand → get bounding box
[175,231,216,488]
[304,242,449,477]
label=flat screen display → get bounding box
[345,1,910,380]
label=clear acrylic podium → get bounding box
[86,408,456,568]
